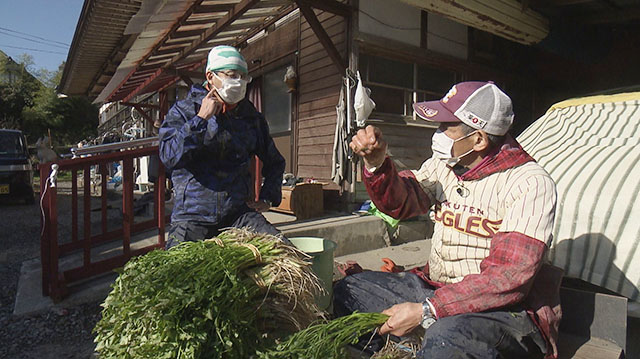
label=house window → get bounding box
[417,65,456,94]
[359,53,457,117]
[262,66,292,134]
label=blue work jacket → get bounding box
[159,85,285,224]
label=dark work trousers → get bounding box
[166,205,289,249]
[333,271,547,359]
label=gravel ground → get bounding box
[0,184,105,359]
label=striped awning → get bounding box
[518,92,640,303]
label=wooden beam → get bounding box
[169,0,260,64]
[400,0,548,45]
[118,0,259,102]
[178,72,194,86]
[86,34,134,99]
[184,17,225,26]
[156,60,208,95]
[176,70,204,79]
[242,9,281,18]
[154,47,185,56]
[120,101,159,109]
[106,0,206,102]
[252,0,291,9]
[237,4,297,45]
[159,90,169,127]
[120,68,162,103]
[296,1,346,73]
[193,4,235,14]
[171,29,208,38]
[297,0,351,17]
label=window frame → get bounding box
[358,52,458,127]
[257,64,294,136]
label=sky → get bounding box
[0,0,84,73]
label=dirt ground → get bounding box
[0,186,102,359]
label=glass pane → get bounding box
[416,92,441,103]
[0,131,25,156]
[368,85,405,114]
[358,54,368,81]
[262,66,292,134]
[367,55,413,89]
[417,65,455,93]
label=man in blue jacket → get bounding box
[159,45,287,248]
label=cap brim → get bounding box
[413,100,460,123]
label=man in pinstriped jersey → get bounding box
[334,81,563,358]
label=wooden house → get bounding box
[59,0,640,207]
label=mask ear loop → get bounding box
[211,72,223,89]
[453,130,479,145]
[210,72,240,105]
[451,130,479,163]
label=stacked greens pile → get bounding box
[93,228,323,359]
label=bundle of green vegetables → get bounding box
[93,228,324,359]
[258,312,390,359]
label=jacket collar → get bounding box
[189,84,208,103]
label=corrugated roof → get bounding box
[61,0,297,103]
[59,0,143,98]
[61,0,639,103]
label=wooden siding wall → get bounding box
[377,123,435,171]
[242,20,298,174]
[352,123,435,203]
[296,10,347,181]
[242,20,298,75]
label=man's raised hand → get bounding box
[197,87,223,120]
[349,125,387,170]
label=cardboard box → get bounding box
[272,183,323,219]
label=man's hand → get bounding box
[247,199,271,212]
[379,302,422,336]
[197,87,223,120]
[349,125,387,169]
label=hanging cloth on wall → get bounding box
[331,86,351,187]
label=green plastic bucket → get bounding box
[289,237,336,310]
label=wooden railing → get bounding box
[39,145,167,301]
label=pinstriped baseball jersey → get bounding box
[412,158,557,284]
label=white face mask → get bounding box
[431,129,477,167]
[212,72,247,104]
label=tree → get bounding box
[0,53,41,130]
[0,55,99,147]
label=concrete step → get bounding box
[277,213,390,257]
[14,227,161,316]
[558,334,624,359]
[389,217,433,244]
[333,239,432,278]
[15,211,432,316]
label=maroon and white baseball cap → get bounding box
[413,81,514,136]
